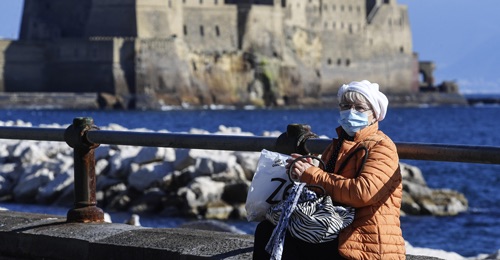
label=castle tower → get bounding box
[19,0,92,40]
[85,0,138,37]
[85,0,176,38]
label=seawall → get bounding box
[0,210,443,260]
[0,92,468,110]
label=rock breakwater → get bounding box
[0,120,468,219]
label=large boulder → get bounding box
[400,163,468,216]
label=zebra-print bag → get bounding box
[265,185,355,243]
[265,155,356,244]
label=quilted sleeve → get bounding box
[301,138,400,207]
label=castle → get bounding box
[0,0,421,109]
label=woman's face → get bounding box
[339,101,377,124]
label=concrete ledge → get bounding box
[0,211,254,259]
[0,211,442,260]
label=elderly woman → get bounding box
[253,80,406,260]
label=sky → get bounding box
[1,0,500,94]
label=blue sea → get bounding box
[0,106,499,257]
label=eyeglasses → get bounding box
[339,103,371,112]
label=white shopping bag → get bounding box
[245,149,293,222]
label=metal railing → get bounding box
[1,117,499,222]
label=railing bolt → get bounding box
[64,117,104,223]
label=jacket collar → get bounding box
[336,122,379,142]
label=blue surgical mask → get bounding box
[338,109,369,136]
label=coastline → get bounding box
[0,92,469,110]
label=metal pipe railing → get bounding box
[1,117,500,223]
[2,126,498,164]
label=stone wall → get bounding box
[1,0,422,108]
[0,41,46,92]
[183,5,238,52]
[19,0,92,40]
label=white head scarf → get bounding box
[337,80,389,121]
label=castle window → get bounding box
[348,24,353,34]
[183,25,187,35]
[200,0,203,4]
[168,0,172,8]
[192,61,197,71]
[332,22,336,28]
[346,59,350,66]
[337,59,342,66]
[200,26,204,36]
[400,47,404,53]
[215,25,220,36]
[327,58,332,65]
[183,0,186,3]
[215,0,218,4]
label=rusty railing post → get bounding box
[64,117,104,223]
[274,124,319,155]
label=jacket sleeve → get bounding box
[301,138,400,208]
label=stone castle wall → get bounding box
[1,0,418,109]
[183,5,239,52]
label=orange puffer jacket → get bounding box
[301,123,405,260]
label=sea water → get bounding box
[0,106,499,257]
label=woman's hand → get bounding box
[285,153,314,181]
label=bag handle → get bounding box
[335,146,369,177]
[287,155,327,195]
[287,155,325,182]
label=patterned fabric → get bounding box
[265,183,355,259]
[265,182,306,260]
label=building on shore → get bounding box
[0,0,461,109]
